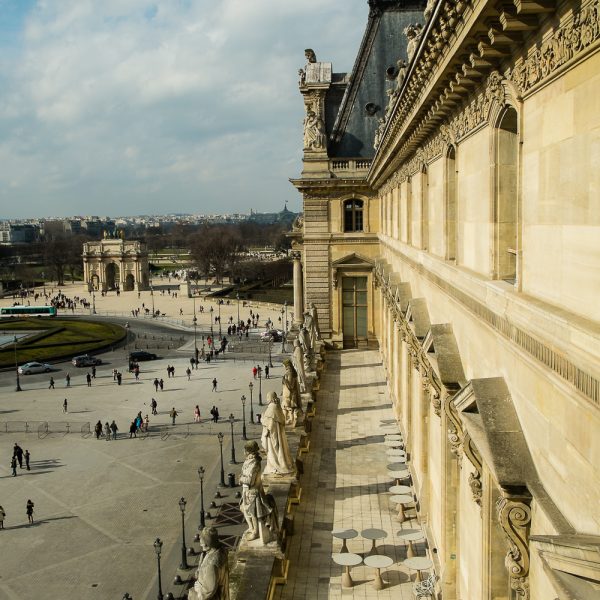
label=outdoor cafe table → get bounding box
[332,528,358,553]
[390,494,413,523]
[361,528,388,556]
[403,556,433,582]
[332,552,362,587]
[397,528,425,558]
[364,554,394,590]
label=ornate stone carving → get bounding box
[261,392,295,476]
[188,527,229,600]
[496,493,532,599]
[424,0,436,20]
[303,109,326,151]
[304,48,317,63]
[404,24,423,62]
[463,433,483,507]
[444,393,463,457]
[510,1,600,94]
[431,388,441,417]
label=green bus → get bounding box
[0,306,57,317]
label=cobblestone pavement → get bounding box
[275,349,429,600]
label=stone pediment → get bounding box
[331,253,374,269]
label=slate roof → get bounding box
[327,0,426,158]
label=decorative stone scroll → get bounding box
[444,394,463,457]
[462,432,483,507]
[496,492,532,599]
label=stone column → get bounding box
[292,252,304,330]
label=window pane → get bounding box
[355,210,363,231]
[343,307,355,337]
[355,277,367,290]
[342,291,354,305]
[342,277,354,290]
[356,291,367,305]
[356,306,367,336]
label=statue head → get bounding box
[244,440,260,456]
[294,338,301,349]
[199,527,220,552]
[304,48,317,63]
[267,391,280,405]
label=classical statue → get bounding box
[424,0,436,20]
[188,527,229,600]
[298,68,306,86]
[303,110,326,151]
[292,338,308,394]
[281,359,303,427]
[308,302,322,342]
[261,392,295,476]
[297,326,313,371]
[396,59,408,91]
[404,24,423,62]
[373,117,386,149]
[239,441,279,544]
[304,48,317,63]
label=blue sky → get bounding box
[0,0,367,219]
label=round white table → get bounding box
[332,552,362,587]
[397,528,425,558]
[403,556,433,581]
[384,434,403,441]
[389,469,411,485]
[386,448,407,458]
[387,461,409,471]
[389,494,413,523]
[364,554,394,590]
[384,439,404,448]
[361,528,388,556]
[389,484,412,495]
[332,528,358,553]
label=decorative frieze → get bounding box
[496,492,532,599]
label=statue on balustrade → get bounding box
[261,392,295,476]
[303,110,326,151]
[297,326,313,371]
[239,441,279,544]
[281,359,303,427]
[188,527,229,600]
[292,338,308,394]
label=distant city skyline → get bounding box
[0,0,367,219]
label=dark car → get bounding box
[129,351,157,361]
[72,355,103,367]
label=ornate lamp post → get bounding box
[281,301,287,353]
[150,285,155,317]
[178,497,189,570]
[153,538,164,600]
[241,395,247,440]
[217,432,225,486]
[248,382,254,425]
[236,292,240,325]
[92,290,97,314]
[228,414,237,464]
[258,365,263,406]
[193,296,198,364]
[218,300,222,338]
[210,306,214,338]
[125,322,130,358]
[14,335,22,392]
[268,337,273,368]
[197,466,206,529]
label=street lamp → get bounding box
[218,300,222,338]
[178,497,189,570]
[153,538,164,600]
[248,382,254,425]
[236,293,240,325]
[210,306,214,338]
[281,301,287,353]
[258,365,263,406]
[193,295,198,364]
[241,395,247,441]
[150,285,155,317]
[125,322,130,358]
[197,466,206,530]
[228,413,237,464]
[268,337,273,368]
[217,432,225,486]
[92,290,97,314]
[14,336,22,392]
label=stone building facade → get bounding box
[82,238,150,292]
[292,0,600,598]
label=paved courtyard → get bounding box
[0,345,283,599]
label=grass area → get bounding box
[0,318,125,368]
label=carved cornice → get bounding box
[444,393,463,457]
[463,432,483,507]
[496,492,532,600]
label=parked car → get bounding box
[260,329,283,342]
[129,350,157,361]
[72,355,103,367]
[18,362,53,375]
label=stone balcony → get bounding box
[329,158,372,178]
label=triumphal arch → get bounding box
[82,238,150,292]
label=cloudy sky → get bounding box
[0,0,367,219]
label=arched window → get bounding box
[445,146,457,261]
[344,199,364,232]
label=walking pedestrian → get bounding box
[265,365,270,379]
[104,422,111,440]
[24,449,30,470]
[49,376,55,389]
[110,420,118,440]
[26,499,34,524]
[116,372,122,386]
[212,377,218,392]
[252,366,257,379]
[94,420,103,440]
[159,378,164,391]
[151,398,158,415]
[134,365,140,381]
[63,398,68,413]
[167,365,171,378]
[11,455,17,477]
[129,421,137,438]
[186,367,191,381]
[13,444,23,469]
[153,378,159,392]
[194,405,201,423]
[65,372,71,387]
[143,414,149,432]
[86,372,92,387]
[113,369,118,381]
[92,365,96,378]
[0,505,5,529]
[169,407,178,425]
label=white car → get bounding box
[18,362,53,375]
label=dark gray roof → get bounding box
[327,1,426,158]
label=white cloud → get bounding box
[0,0,367,217]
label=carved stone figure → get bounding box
[308,302,322,341]
[424,0,436,20]
[292,338,308,394]
[188,527,229,600]
[281,359,303,427]
[396,59,408,91]
[373,118,386,149]
[404,24,423,62]
[239,441,279,544]
[297,326,313,371]
[304,48,317,63]
[303,311,318,350]
[303,110,326,151]
[261,392,295,476]
[298,68,306,86]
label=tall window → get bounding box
[495,107,518,282]
[421,166,429,251]
[344,199,364,232]
[445,146,457,261]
